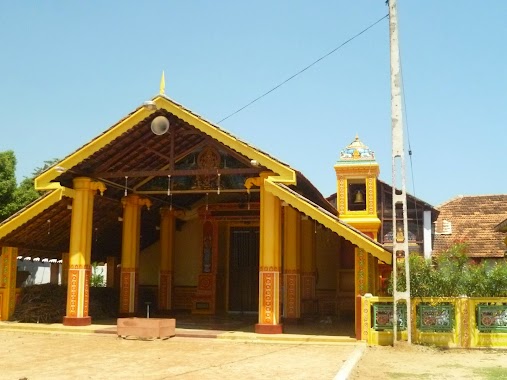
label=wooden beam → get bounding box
[92,168,261,179]
[133,140,209,191]
[137,188,260,195]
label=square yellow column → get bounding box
[355,247,369,296]
[300,218,317,315]
[158,208,175,311]
[0,247,18,321]
[283,206,301,322]
[63,177,106,326]
[119,195,151,316]
[245,174,283,333]
[256,181,282,334]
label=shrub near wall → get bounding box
[389,243,507,298]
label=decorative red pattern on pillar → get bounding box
[285,273,299,318]
[83,268,90,316]
[301,273,316,299]
[1,253,8,288]
[120,269,135,314]
[261,272,274,324]
[68,269,79,317]
[66,265,91,319]
[159,271,172,310]
[63,264,92,326]
[0,247,17,321]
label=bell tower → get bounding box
[334,136,381,240]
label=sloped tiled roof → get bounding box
[495,217,507,232]
[0,94,388,262]
[433,195,507,258]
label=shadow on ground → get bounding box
[94,311,356,338]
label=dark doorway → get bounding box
[228,227,259,312]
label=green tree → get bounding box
[0,151,18,220]
[0,151,59,222]
[11,158,59,209]
[90,262,106,287]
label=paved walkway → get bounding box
[0,319,357,344]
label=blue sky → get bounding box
[1,1,505,207]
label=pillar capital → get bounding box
[122,194,152,210]
[244,171,275,192]
[160,207,184,219]
[73,177,106,195]
[160,207,174,218]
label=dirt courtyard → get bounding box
[1,330,507,379]
[352,343,507,379]
[0,330,354,380]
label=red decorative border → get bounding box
[285,274,299,318]
[259,266,281,272]
[260,272,274,324]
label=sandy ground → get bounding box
[0,331,355,380]
[3,330,507,379]
[351,343,507,379]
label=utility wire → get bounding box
[218,14,389,123]
[400,50,420,237]
[400,59,415,196]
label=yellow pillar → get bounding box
[283,206,301,322]
[459,296,471,348]
[0,247,18,321]
[355,247,369,296]
[256,180,282,334]
[120,194,151,315]
[300,218,317,314]
[63,177,106,326]
[158,208,175,311]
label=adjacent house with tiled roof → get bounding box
[433,195,507,260]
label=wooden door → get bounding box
[228,227,259,312]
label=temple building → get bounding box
[0,84,412,334]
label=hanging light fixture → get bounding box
[151,116,170,135]
[124,176,129,197]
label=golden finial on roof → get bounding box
[159,71,166,95]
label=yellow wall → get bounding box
[139,217,203,287]
[315,228,339,290]
[139,242,160,286]
[174,218,202,286]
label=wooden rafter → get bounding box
[93,167,261,179]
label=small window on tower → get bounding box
[348,180,366,211]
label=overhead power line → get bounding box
[218,14,389,124]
